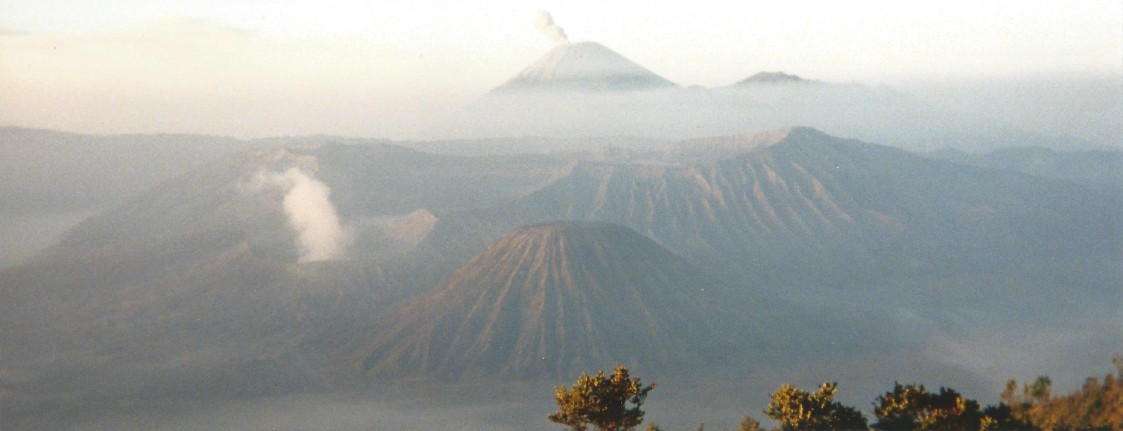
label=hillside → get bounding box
[326,222,749,380]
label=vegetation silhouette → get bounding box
[764,382,868,431]
[996,355,1123,431]
[548,365,656,431]
[871,383,984,431]
[548,355,1122,431]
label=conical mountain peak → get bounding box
[352,221,741,379]
[493,41,678,92]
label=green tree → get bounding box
[765,382,868,431]
[871,382,983,431]
[548,365,656,431]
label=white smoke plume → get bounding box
[255,168,348,262]
[535,11,569,44]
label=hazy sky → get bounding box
[1,0,1120,139]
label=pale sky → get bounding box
[1,0,1120,139]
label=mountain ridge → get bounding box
[421,127,1122,285]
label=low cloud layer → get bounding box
[255,168,347,262]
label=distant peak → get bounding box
[492,41,678,92]
[735,71,809,85]
[661,127,832,163]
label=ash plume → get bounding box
[535,11,569,44]
[254,168,348,262]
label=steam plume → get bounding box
[256,168,348,262]
[535,11,569,44]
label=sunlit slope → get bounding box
[347,222,747,379]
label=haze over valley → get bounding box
[1,3,1121,430]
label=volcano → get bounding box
[432,41,710,139]
[492,41,678,93]
[344,221,745,379]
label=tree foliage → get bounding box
[997,358,1123,431]
[737,415,763,431]
[871,382,983,431]
[979,403,1036,431]
[765,382,869,431]
[554,356,1122,431]
[548,365,656,431]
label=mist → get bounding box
[0,208,101,268]
[1,14,1117,147]
[254,168,349,262]
[434,75,1123,151]
[45,384,755,431]
[901,74,1123,147]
